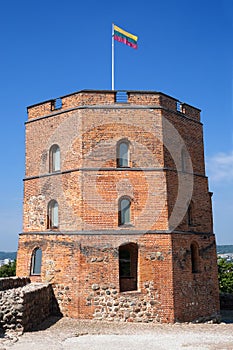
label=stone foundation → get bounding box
[89,282,162,323]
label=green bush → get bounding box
[0,260,16,277]
[218,258,233,293]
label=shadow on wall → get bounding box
[27,285,63,332]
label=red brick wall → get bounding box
[17,90,219,323]
[17,233,176,322]
[172,233,220,322]
[165,171,213,233]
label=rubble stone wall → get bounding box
[0,277,30,291]
[0,280,55,333]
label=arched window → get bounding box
[119,243,138,292]
[49,144,60,173]
[47,200,59,229]
[31,248,42,275]
[187,201,194,226]
[119,197,131,226]
[190,242,199,273]
[117,140,129,167]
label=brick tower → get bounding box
[16,90,220,322]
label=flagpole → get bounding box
[112,23,114,90]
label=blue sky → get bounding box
[0,0,232,251]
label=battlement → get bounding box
[27,90,201,122]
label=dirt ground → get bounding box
[1,311,233,350]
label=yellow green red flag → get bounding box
[113,24,138,49]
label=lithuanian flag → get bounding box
[113,25,138,49]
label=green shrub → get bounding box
[218,258,233,293]
[0,260,16,277]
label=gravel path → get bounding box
[1,313,233,350]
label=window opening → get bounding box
[119,243,138,292]
[47,200,59,229]
[49,144,60,173]
[51,98,62,110]
[176,101,181,112]
[191,243,199,273]
[31,248,42,275]
[117,141,129,167]
[188,202,193,226]
[116,91,128,103]
[119,197,131,225]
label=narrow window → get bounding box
[49,144,60,173]
[119,197,131,225]
[117,140,129,167]
[187,201,194,226]
[191,242,199,273]
[119,243,138,292]
[47,200,59,229]
[31,248,42,275]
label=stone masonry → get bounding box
[16,90,220,323]
[0,277,55,333]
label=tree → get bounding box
[218,258,233,294]
[0,260,16,277]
